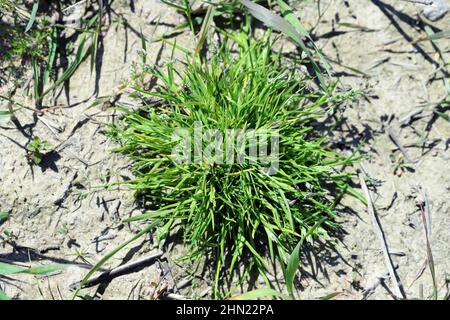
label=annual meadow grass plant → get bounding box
[108,24,360,296]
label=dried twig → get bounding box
[359,173,406,299]
[409,259,428,288]
[69,251,164,289]
[400,0,433,5]
[419,187,438,299]
[387,127,415,164]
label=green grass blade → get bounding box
[140,27,147,65]
[0,262,65,276]
[193,6,215,59]
[239,0,302,43]
[40,33,90,100]
[0,262,24,275]
[160,0,187,12]
[319,292,343,300]
[43,27,58,88]
[285,238,301,299]
[90,12,102,74]
[239,0,328,89]
[25,1,39,33]
[276,0,331,75]
[285,217,327,299]
[20,264,65,275]
[32,58,40,101]
[434,110,449,122]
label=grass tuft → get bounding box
[111,27,359,296]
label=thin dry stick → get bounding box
[419,186,438,299]
[387,127,415,164]
[69,251,164,289]
[359,173,406,299]
[409,259,427,288]
[400,0,433,5]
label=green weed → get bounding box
[26,136,53,165]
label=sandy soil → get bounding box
[0,0,449,300]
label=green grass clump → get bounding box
[113,30,358,296]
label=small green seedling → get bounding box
[57,223,70,236]
[1,230,17,246]
[390,153,414,176]
[26,136,52,165]
[68,248,91,264]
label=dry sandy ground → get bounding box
[0,0,449,300]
